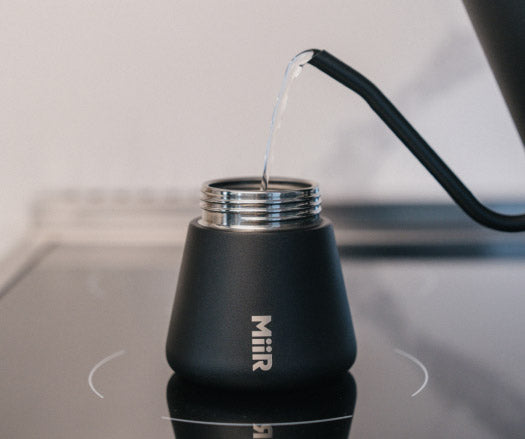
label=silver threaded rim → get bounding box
[199,177,322,230]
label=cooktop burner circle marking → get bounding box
[394,348,429,397]
[160,414,353,427]
[88,350,126,399]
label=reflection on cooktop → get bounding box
[165,373,356,438]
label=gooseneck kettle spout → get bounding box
[308,49,525,232]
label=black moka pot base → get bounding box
[166,218,357,390]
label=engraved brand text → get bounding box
[252,316,272,371]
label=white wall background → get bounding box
[1,0,525,256]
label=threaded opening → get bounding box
[199,177,322,230]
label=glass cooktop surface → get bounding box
[1,241,525,438]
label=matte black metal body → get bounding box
[166,218,357,390]
[463,0,525,144]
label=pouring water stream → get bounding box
[260,50,316,191]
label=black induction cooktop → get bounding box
[1,203,525,438]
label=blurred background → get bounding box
[1,0,524,258]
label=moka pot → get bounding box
[166,177,357,390]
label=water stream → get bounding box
[260,50,316,191]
